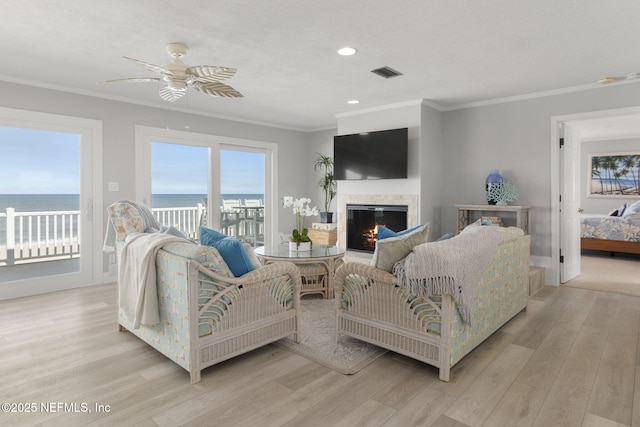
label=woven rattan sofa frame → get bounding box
[334,263,454,381]
[119,249,301,384]
[334,233,530,382]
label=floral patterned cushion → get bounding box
[108,202,144,242]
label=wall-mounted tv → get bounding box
[334,127,408,180]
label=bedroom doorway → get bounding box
[553,106,640,285]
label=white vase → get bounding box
[289,241,311,252]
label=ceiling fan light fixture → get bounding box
[597,77,616,84]
[103,43,243,101]
[337,47,357,56]
[167,80,187,90]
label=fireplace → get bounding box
[346,204,408,252]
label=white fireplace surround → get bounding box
[337,194,419,249]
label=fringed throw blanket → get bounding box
[393,227,504,325]
[118,233,189,329]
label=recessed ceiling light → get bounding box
[337,47,357,56]
[347,100,360,104]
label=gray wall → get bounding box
[441,83,640,261]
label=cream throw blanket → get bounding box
[118,233,189,329]
[393,227,503,325]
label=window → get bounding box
[136,126,277,246]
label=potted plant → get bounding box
[314,153,337,223]
[282,196,319,251]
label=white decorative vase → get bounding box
[289,241,311,252]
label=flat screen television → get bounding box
[334,127,408,180]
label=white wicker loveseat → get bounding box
[106,201,301,384]
[335,226,530,381]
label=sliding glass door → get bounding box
[137,126,276,247]
[0,108,102,299]
[220,148,266,246]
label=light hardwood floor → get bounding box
[1,282,639,426]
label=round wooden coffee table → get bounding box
[254,244,345,298]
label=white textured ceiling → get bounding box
[2,0,640,131]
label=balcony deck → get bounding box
[1,203,264,283]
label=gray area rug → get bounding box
[275,297,387,374]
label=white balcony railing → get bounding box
[1,204,264,266]
[0,208,81,265]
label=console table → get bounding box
[455,204,530,234]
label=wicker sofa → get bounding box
[107,201,301,384]
[335,227,530,381]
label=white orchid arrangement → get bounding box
[282,196,319,246]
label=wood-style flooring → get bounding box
[1,282,639,426]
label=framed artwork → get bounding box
[588,152,640,197]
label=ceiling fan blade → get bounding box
[191,81,243,98]
[124,56,173,76]
[186,65,237,81]
[99,77,162,84]
[159,86,186,102]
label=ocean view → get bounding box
[0,194,265,212]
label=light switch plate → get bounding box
[108,182,119,192]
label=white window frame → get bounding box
[134,126,278,246]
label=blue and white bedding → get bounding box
[581,214,640,242]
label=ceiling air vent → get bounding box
[371,66,403,79]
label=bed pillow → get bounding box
[609,203,627,217]
[377,224,425,240]
[199,227,255,277]
[370,223,430,273]
[623,201,640,220]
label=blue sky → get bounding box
[152,142,265,194]
[0,126,265,195]
[0,126,80,194]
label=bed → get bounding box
[580,202,640,254]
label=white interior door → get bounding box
[560,123,581,283]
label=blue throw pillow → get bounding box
[199,226,228,244]
[199,227,254,277]
[377,224,424,240]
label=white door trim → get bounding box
[550,105,640,285]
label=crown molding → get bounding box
[0,75,312,133]
[443,78,640,111]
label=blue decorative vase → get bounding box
[485,170,503,205]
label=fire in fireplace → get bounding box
[346,204,408,252]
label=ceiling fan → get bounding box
[101,42,243,101]
[597,72,640,85]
